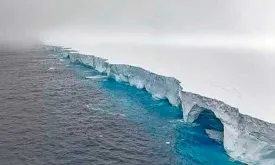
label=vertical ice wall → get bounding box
[45,45,275,165]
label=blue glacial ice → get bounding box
[45,45,275,165]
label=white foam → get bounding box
[85,75,108,79]
[45,39,275,123]
[46,45,275,165]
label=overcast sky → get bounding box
[1,0,275,122]
[1,0,275,45]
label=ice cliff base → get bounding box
[45,45,275,165]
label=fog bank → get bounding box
[1,0,275,122]
[1,0,275,44]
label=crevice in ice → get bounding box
[44,45,275,165]
[193,108,224,144]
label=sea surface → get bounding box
[0,45,244,165]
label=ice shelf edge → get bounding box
[44,45,275,165]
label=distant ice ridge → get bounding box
[45,45,275,165]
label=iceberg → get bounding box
[44,45,275,165]
[205,129,224,144]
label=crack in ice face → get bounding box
[45,45,275,165]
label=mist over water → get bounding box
[0,45,246,164]
[0,1,274,164]
[0,0,275,46]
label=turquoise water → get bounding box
[60,53,244,165]
[0,45,244,164]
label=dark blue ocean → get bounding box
[0,45,244,165]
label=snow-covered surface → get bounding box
[43,34,275,124]
[181,91,275,165]
[45,45,275,165]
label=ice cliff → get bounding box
[45,45,275,165]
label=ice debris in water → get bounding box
[85,75,108,79]
[45,45,275,165]
[47,67,55,70]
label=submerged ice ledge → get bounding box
[45,45,275,165]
